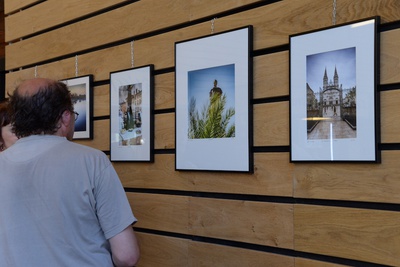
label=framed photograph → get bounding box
[175,26,253,172]
[110,65,154,162]
[290,17,380,162]
[61,75,93,139]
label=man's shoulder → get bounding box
[66,141,106,157]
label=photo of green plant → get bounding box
[188,64,235,139]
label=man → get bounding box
[0,78,140,266]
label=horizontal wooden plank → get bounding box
[254,102,289,147]
[116,153,293,196]
[294,204,400,266]
[135,232,189,267]
[381,89,400,143]
[114,154,192,191]
[5,0,191,70]
[380,29,400,85]
[254,51,289,99]
[136,231,295,266]
[189,241,294,267]
[7,0,400,70]
[5,0,132,42]
[93,84,110,117]
[4,0,41,14]
[5,28,400,93]
[73,119,109,151]
[188,0,265,21]
[5,43,133,93]
[190,198,294,249]
[5,0,265,42]
[154,113,175,150]
[127,193,189,234]
[154,72,174,110]
[295,258,349,267]
[294,150,400,204]
[189,152,293,197]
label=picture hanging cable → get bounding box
[131,41,134,68]
[332,0,337,25]
[211,18,217,34]
[75,55,79,77]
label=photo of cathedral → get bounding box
[306,47,357,140]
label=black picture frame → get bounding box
[110,65,154,162]
[289,17,380,162]
[61,75,93,140]
[175,26,253,172]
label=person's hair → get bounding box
[0,99,11,144]
[0,98,10,128]
[9,80,73,138]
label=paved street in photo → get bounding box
[308,117,356,140]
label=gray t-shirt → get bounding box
[0,135,136,266]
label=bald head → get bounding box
[17,78,55,96]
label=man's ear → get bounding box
[60,110,72,126]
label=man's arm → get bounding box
[109,226,140,267]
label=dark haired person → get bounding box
[0,99,18,151]
[0,78,140,266]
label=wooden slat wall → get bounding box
[4,0,400,266]
[4,0,40,15]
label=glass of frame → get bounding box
[110,65,154,162]
[61,75,93,139]
[289,17,380,162]
[175,26,253,172]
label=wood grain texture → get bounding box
[188,0,265,21]
[114,154,192,191]
[7,0,400,70]
[294,151,400,204]
[189,241,294,267]
[295,258,349,267]
[135,232,189,267]
[380,29,400,85]
[5,0,191,70]
[117,153,293,197]
[127,193,190,234]
[4,0,41,14]
[253,52,289,99]
[294,204,400,266]
[73,119,109,151]
[155,72,175,110]
[189,152,293,197]
[190,197,294,249]
[381,89,400,143]
[253,102,289,147]
[5,42,132,92]
[5,0,132,41]
[93,84,110,117]
[154,113,175,150]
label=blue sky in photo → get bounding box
[188,64,235,112]
[306,47,356,92]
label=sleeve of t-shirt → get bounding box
[93,160,137,240]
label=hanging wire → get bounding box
[211,18,217,34]
[75,55,79,77]
[130,41,134,68]
[332,0,337,25]
[34,66,38,78]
